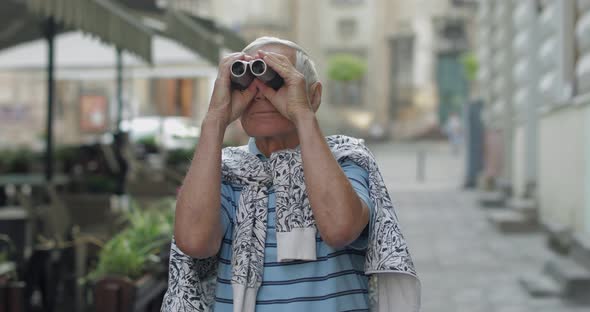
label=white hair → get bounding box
[242,36,319,88]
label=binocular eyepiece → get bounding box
[230,59,284,90]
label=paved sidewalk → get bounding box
[368,141,588,312]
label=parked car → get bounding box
[120,116,200,151]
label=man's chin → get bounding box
[243,125,297,138]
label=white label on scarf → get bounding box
[276,227,317,262]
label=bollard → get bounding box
[417,149,426,183]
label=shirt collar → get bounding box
[248,137,267,160]
[247,137,302,160]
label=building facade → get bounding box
[210,0,476,139]
[477,0,590,234]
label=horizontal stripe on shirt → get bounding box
[217,248,365,266]
[215,288,368,305]
[216,269,365,286]
[222,237,323,247]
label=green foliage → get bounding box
[89,199,175,280]
[166,148,194,167]
[124,205,174,254]
[54,145,79,162]
[0,234,15,263]
[0,251,7,263]
[327,54,367,81]
[83,175,118,193]
[89,234,146,279]
[0,151,10,171]
[0,148,38,173]
[461,52,478,82]
[138,136,157,147]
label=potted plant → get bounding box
[89,201,174,312]
[83,175,118,194]
[54,145,80,174]
[137,136,159,155]
[0,150,11,174]
[0,148,37,174]
[0,235,25,312]
[165,148,194,173]
[327,54,367,107]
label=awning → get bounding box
[0,32,214,75]
[25,0,154,63]
[162,10,221,64]
[185,14,246,52]
[117,0,246,64]
[0,1,68,50]
[150,10,247,64]
[1,0,247,67]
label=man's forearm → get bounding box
[295,112,369,248]
[174,116,226,258]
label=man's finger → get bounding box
[266,51,291,64]
[239,79,259,102]
[219,52,242,67]
[217,52,247,81]
[265,52,294,72]
[258,51,293,78]
[220,52,246,69]
[260,51,303,85]
[243,54,255,62]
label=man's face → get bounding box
[240,44,298,138]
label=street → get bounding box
[368,141,588,312]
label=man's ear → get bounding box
[309,82,323,112]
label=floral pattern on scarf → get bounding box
[161,135,417,312]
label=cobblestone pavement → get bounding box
[367,141,588,312]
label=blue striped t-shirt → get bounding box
[214,140,374,312]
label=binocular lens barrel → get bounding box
[230,60,254,90]
[231,61,247,76]
[250,60,266,76]
[251,59,284,90]
[230,59,284,90]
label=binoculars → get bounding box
[230,59,284,90]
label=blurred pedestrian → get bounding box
[162,37,420,312]
[444,112,463,155]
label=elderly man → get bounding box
[163,37,419,312]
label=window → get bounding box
[153,79,195,117]
[389,35,415,118]
[330,79,364,106]
[338,18,357,40]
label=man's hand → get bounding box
[207,52,259,127]
[254,50,314,123]
[176,53,261,259]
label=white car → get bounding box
[120,116,200,151]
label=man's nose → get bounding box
[253,83,264,100]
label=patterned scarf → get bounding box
[161,135,420,312]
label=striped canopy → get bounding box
[1,0,246,65]
[25,0,154,62]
